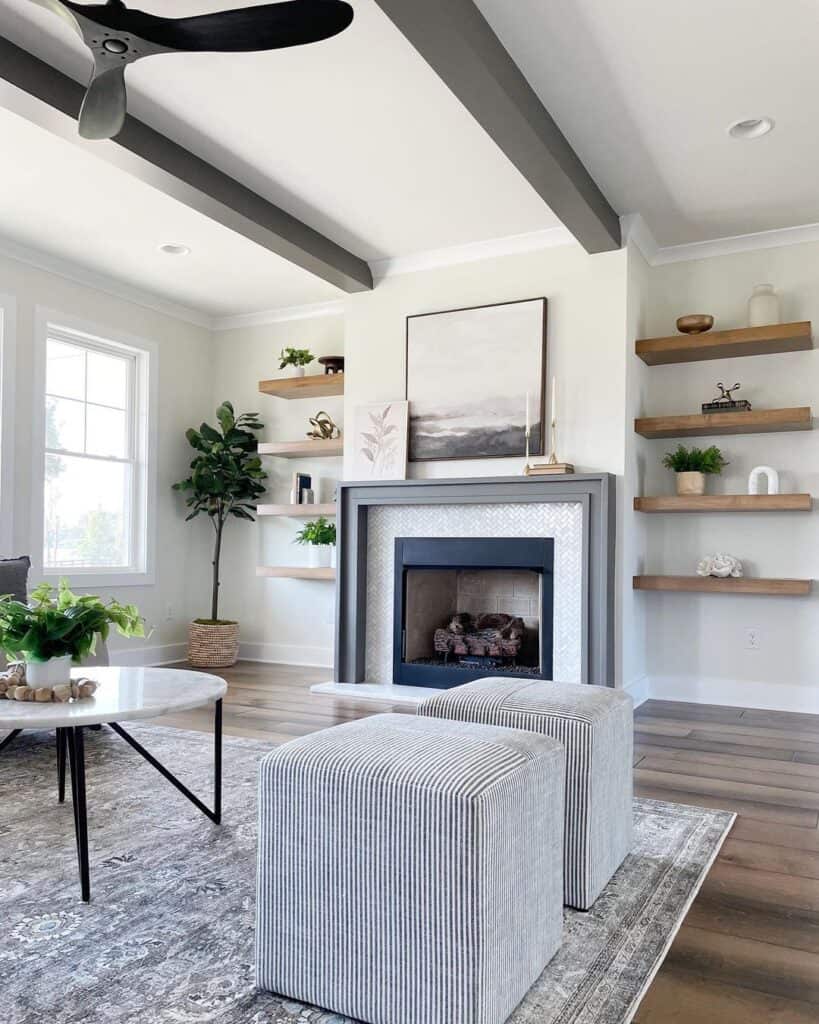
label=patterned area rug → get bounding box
[2,724,733,1024]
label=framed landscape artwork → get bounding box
[351,401,410,480]
[405,298,547,462]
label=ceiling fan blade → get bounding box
[27,0,83,37]
[61,0,354,53]
[78,63,127,139]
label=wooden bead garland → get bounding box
[0,663,99,703]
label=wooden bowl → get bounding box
[676,314,714,335]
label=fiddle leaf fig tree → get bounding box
[173,402,267,622]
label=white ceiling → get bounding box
[0,0,560,318]
[476,0,819,247]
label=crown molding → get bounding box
[622,212,819,267]
[0,234,214,329]
[369,227,577,282]
[211,299,345,331]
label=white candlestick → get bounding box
[526,392,531,434]
[551,377,557,425]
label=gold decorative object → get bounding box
[306,410,341,441]
[676,314,714,335]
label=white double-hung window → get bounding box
[34,313,156,586]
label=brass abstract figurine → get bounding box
[307,411,341,440]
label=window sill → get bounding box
[41,570,155,590]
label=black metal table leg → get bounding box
[109,698,223,824]
[67,726,90,903]
[57,728,67,803]
[0,729,21,754]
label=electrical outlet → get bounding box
[745,627,761,651]
[165,604,174,622]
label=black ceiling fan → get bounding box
[30,0,354,140]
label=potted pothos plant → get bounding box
[662,444,728,496]
[0,580,144,685]
[279,346,314,377]
[173,401,267,668]
[294,517,337,569]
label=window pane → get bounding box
[44,454,131,569]
[86,404,128,458]
[87,349,129,409]
[46,396,85,453]
[46,339,85,400]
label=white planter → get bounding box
[307,545,332,568]
[748,284,780,327]
[25,655,73,686]
[291,366,306,378]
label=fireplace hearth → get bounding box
[393,537,554,688]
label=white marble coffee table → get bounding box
[0,667,227,902]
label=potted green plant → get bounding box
[662,444,728,496]
[173,401,267,667]
[0,579,144,686]
[279,347,315,378]
[294,516,337,568]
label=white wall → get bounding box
[639,242,819,712]
[211,316,345,667]
[0,253,214,664]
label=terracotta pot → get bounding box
[676,471,706,496]
[188,621,239,668]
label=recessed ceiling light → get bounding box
[158,242,191,256]
[728,117,774,140]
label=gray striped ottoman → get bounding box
[256,713,565,1024]
[419,679,633,910]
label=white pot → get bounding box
[307,545,332,568]
[25,655,73,686]
[291,365,306,378]
[748,284,780,327]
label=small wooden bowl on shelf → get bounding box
[676,314,714,335]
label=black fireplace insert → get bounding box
[393,537,554,688]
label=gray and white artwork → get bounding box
[406,298,547,461]
[351,401,409,480]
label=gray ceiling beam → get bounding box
[0,36,373,293]
[372,0,621,254]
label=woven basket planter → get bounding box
[188,620,240,668]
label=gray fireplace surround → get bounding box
[334,475,615,687]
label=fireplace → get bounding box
[393,537,554,688]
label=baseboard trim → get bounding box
[624,675,650,709]
[106,642,188,667]
[646,675,819,714]
[239,642,333,669]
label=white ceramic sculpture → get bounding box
[697,554,744,579]
[748,465,780,495]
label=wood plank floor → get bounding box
[155,665,819,1023]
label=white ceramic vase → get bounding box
[292,366,306,378]
[748,284,780,327]
[25,655,73,686]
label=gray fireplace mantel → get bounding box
[334,474,616,687]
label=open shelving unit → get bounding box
[634,575,812,597]
[635,407,812,439]
[258,373,344,400]
[634,320,815,598]
[256,566,336,581]
[635,321,813,365]
[634,494,812,513]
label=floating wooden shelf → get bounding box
[258,438,343,459]
[634,575,812,597]
[257,503,337,518]
[256,566,336,580]
[636,322,813,365]
[634,494,813,513]
[258,373,344,399]
[635,407,812,439]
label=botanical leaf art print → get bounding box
[351,401,409,480]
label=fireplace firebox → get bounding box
[393,537,554,688]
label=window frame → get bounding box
[0,292,16,557]
[31,308,157,588]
